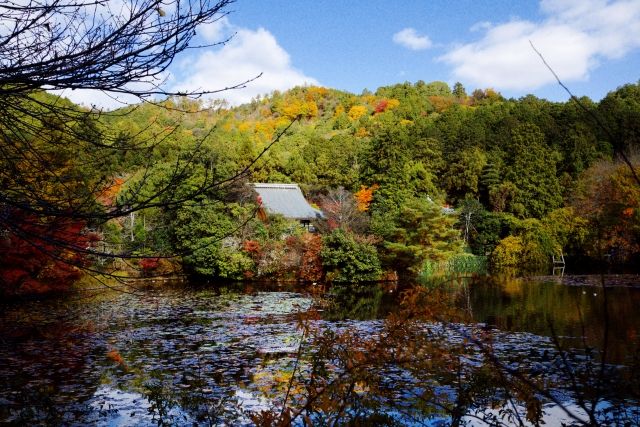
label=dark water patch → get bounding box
[457,274,640,365]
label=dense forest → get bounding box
[3,80,640,296]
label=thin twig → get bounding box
[529,40,640,186]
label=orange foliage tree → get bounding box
[573,157,640,261]
[354,184,379,212]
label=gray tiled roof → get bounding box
[254,183,323,220]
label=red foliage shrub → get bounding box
[139,258,160,276]
[327,218,339,231]
[374,99,389,114]
[285,235,299,248]
[0,210,93,297]
[243,240,261,254]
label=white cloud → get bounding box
[173,25,318,106]
[51,77,166,111]
[52,19,317,109]
[393,28,433,50]
[53,89,140,110]
[440,0,640,91]
[198,16,232,43]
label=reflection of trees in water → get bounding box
[254,284,640,426]
[464,275,640,365]
[322,284,385,321]
[143,375,237,426]
[322,282,407,322]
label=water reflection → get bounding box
[322,283,400,321]
[460,275,640,364]
[0,277,638,425]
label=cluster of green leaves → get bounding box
[320,229,382,283]
[173,201,256,279]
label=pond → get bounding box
[0,275,639,426]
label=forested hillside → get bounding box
[3,80,640,294]
[93,80,638,281]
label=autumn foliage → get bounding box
[139,257,160,275]
[97,177,125,206]
[374,98,400,114]
[354,184,379,212]
[106,349,128,370]
[374,99,389,114]
[298,233,323,282]
[0,210,95,297]
[572,157,640,261]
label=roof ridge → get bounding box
[253,183,300,189]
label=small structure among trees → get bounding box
[253,183,323,229]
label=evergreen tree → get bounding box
[506,124,563,218]
[382,198,462,277]
[453,82,467,100]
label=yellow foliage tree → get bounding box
[355,127,369,138]
[254,119,276,141]
[492,236,524,268]
[305,86,328,101]
[348,105,368,121]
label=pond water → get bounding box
[0,275,639,425]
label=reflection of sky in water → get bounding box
[88,386,274,426]
[88,292,312,425]
[465,400,640,427]
[89,386,192,426]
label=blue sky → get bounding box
[65,0,640,108]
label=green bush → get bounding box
[173,201,257,280]
[321,229,382,283]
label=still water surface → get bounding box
[0,275,638,425]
